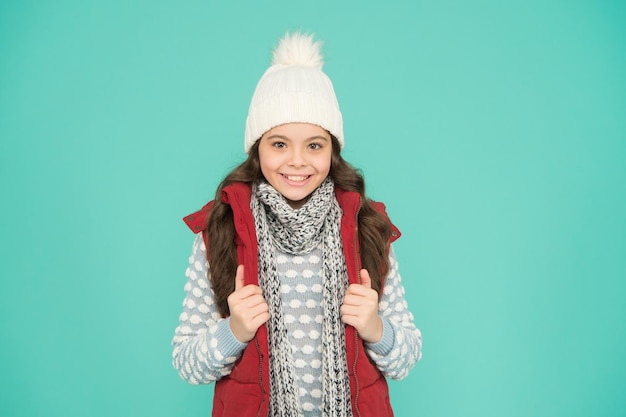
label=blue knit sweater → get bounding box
[172,234,422,415]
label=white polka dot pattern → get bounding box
[275,247,325,415]
[172,234,422,408]
[365,246,423,380]
[172,235,247,384]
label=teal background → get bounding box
[1,1,625,416]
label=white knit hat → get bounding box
[244,32,344,153]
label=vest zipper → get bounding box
[255,337,265,417]
[352,202,362,417]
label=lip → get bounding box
[280,173,312,186]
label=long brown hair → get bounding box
[206,136,392,316]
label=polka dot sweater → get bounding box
[172,234,422,414]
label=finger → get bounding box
[235,284,263,299]
[234,265,245,291]
[230,290,264,312]
[241,293,268,310]
[340,304,354,317]
[341,304,367,317]
[249,311,271,331]
[229,289,264,314]
[345,283,374,298]
[360,269,372,288]
[342,293,362,307]
[249,302,270,320]
[340,313,359,328]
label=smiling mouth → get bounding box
[282,174,311,183]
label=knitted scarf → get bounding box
[251,178,353,417]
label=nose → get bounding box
[288,148,306,167]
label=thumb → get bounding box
[234,265,245,291]
[359,269,372,288]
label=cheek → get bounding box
[321,162,331,177]
[317,153,332,176]
[258,149,277,177]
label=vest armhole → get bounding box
[183,201,215,234]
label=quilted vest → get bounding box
[184,182,401,417]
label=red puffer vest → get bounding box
[184,182,401,417]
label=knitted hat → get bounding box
[244,32,344,153]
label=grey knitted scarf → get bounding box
[251,178,353,417]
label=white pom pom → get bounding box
[272,32,324,68]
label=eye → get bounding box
[308,142,323,150]
[272,141,286,149]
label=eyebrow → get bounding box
[265,134,330,142]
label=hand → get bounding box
[341,269,383,343]
[227,265,270,343]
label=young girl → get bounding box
[172,32,422,417]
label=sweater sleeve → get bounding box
[365,245,422,380]
[171,234,248,385]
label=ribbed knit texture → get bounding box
[244,32,343,152]
[172,223,423,416]
[171,234,423,382]
[251,178,352,417]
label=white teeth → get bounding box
[285,175,308,182]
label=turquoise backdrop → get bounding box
[1,1,625,416]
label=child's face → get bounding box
[258,122,333,209]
